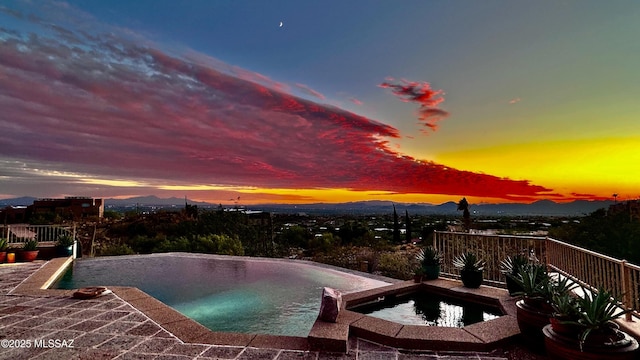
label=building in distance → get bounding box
[1,197,103,224]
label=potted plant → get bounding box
[544,286,638,359]
[56,234,74,257]
[413,266,425,283]
[452,251,485,288]
[417,246,442,280]
[549,284,582,336]
[500,253,529,295]
[19,239,39,262]
[509,262,551,305]
[0,237,7,263]
[508,262,553,341]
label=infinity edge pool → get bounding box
[11,254,522,353]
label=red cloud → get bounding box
[380,78,449,131]
[0,5,555,201]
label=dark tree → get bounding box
[405,210,412,242]
[393,205,401,243]
[548,207,640,265]
[457,197,471,231]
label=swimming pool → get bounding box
[54,253,389,336]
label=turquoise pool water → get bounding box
[54,253,388,336]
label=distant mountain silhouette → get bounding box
[0,196,37,206]
[252,199,612,216]
[0,195,612,216]
[104,195,212,207]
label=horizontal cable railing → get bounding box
[433,231,547,286]
[1,224,75,247]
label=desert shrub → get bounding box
[213,234,244,256]
[314,246,362,270]
[128,235,159,254]
[152,234,244,256]
[377,252,414,280]
[277,225,311,249]
[153,237,191,253]
[308,233,336,253]
[98,243,135,256]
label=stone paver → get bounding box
[0,261,510,360]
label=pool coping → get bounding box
[331,278,521,352]
[10,256,521,353]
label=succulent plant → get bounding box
[416,246,442,267]
[452,252,485,272]
[23,239,38,251]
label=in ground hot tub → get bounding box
[349,290,501,327]
[335,279,521,352]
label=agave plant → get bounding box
[0,237,7,251]
[550,275,579,297]
[22,239,38,251]
[452,252,485,272]
[507,262,550,299]
[550,290,581,319]
[499,253,529,275]
[56,234,74,247]
[416,246,442,267]
[574,287,633,346]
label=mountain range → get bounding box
[0,195,613,216]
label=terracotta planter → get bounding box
[19,250,39,262]
[0,251,6,263]
[7,252,16,263]
[413,274,423,283]
[516,299,554,342]
[549,316,582,337]
[543,324,639,360]
[460,269,483,288]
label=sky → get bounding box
[1,1,639,205]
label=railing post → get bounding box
[620,260,632,322]
[72,223,77,259]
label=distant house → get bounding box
[31,197,104,220]
[0,197,104,224]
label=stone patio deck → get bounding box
[0,258,522,360]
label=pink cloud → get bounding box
[379,78,449,131]
[294,83,325,100]
[0,6,555,201]
[509,97,522,104]
[350,98,363,106]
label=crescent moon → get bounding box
[279,21,283,27]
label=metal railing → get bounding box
[546,238,640,321]
[1,224,76,246]
[434,231,546,286]
[433,231,639,320]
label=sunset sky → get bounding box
[1,1,639,205]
